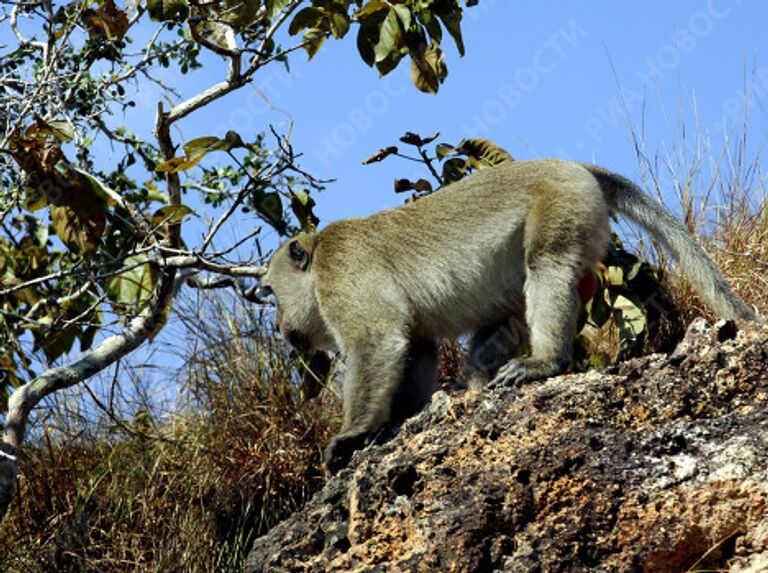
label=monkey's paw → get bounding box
[489,358,566,389]
[488,359,527,389]
[324,432,369,474]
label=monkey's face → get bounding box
[261,238,333,351]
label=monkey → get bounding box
[258,159,757,473]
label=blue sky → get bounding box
[181,0,767,228]
[104,0,768,247]
[4,1,765,233]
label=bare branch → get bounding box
[208,226,263,258]
[251,0,304,75]
[1,2,83,148]
[0,245,155,297]
[163,1,306,126]
[184,273,269,303]
[10,3,46,53]
[716,246,768,268]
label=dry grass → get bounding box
[0,294,339,572]
[625,89,766,323]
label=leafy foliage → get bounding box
[574,235,678,368]
[363,132,513,199]
[0,1,476,404]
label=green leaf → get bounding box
[329,11,350,39]
[625,258,643,281]
[289,7,324,35]
[435,0,465,56]
[24,185,48,211]
[606,266,624,286]
[33,320,79,363]
[374,9,402,63]
[219,0,264,31]
[50,182,107,256]
[252,190,286,234]
[183,136,223,162]
[590,289,612,328]
[303,28,327,59]
[151,204,195,226]
[223,130,245,148]
[155,157,198,173]
[147,0,189,22]
[43,120,75,142]
[612,293,647,343]
[75,169,118,206]
[374,45,406,76]
[393,4,412,31]
[20,215,48,247]
[415,8,442,45]
[356,7,388,66]
[441,157,467,183]
[106,254,158,310]
[354,0,387,19]
[289,190,319,233]
[80,322,99,352]
[183,135,238,162]
[156,134,240,173]
[266,0,292,21]
[410,43,446,94]
[436,143,456,157]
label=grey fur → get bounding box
[260,159,756,472]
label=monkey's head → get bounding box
[260,235,333,352]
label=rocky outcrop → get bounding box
[245,319,768,572]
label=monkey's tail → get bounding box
[584,165,757,321]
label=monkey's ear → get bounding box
[288,239,311,271]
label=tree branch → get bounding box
[161,253,266,278]
[0,0,302,522]
[0,265,177,518]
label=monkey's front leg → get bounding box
[324,331,410,474]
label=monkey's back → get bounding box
[313,159,609,337]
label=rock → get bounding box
[245,321,768,573]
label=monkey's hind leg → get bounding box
[466,317,528,391]
[490,261,581,388]
[490,181,604,389]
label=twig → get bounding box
[716,246,768,268]
[24,280,95,320]
[159,253,266,278]
[200,161,274,253]
[208,226,263,258]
